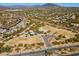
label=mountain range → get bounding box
[0,3,61,9]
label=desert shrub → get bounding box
[0,43,4,48]
[0,46,12,53]
[15,47,21,52]
[18,43,23,47]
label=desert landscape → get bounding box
[0,3,79,56]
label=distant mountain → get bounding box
[31,3,61,8]
[5,5,28,8]
[41,3,60,7]
[0,5,8,10]
[0,5,29,9]
[0,3,61,9]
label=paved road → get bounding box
[10,44,79,56]
[67,53,79,56]
[42,35,53,47]
[0,18,22,30]
[18,51,45,56]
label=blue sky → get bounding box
[0,3,43,6]
[0,3,79,7]
[57,3,79,7]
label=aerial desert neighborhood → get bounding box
[0,3,79,56]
